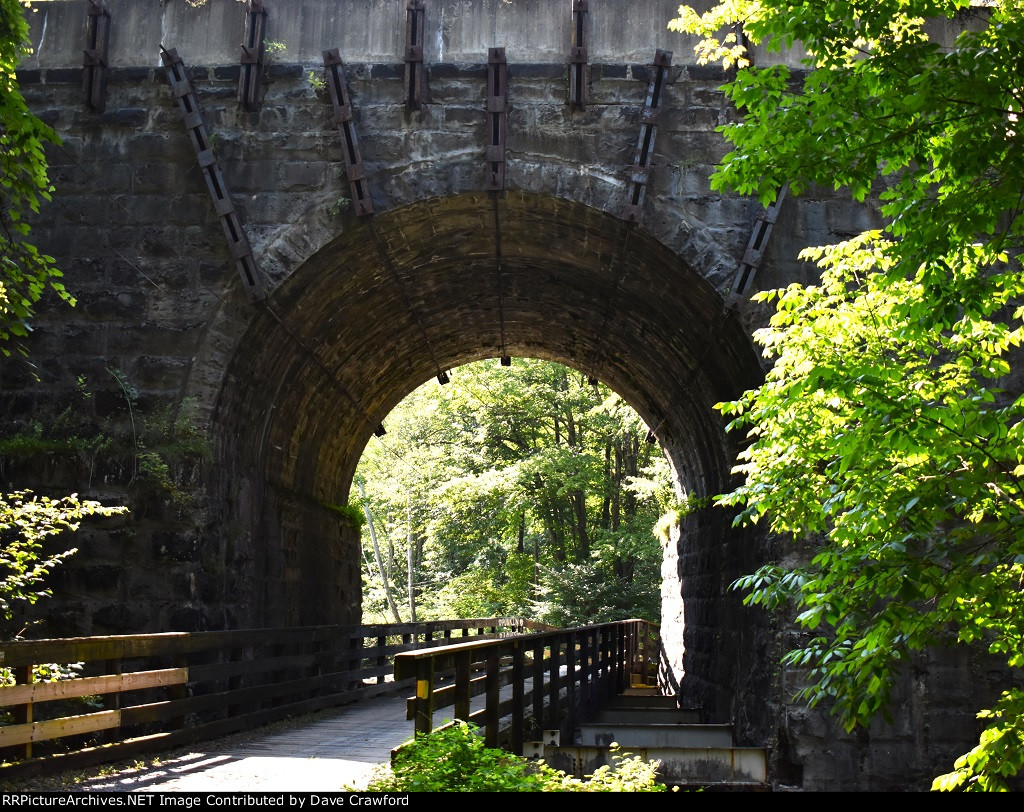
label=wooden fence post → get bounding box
[413,657,434,736]
[100,657,121,743]
[532,638,545,734]
[13,664,32,760]
[485,648,500,747]
[565,630,577,733]
[376,634,386,685]
[169,654,188,731]
[511,640,524,755]
[347,634,363,691]
[454,650,471,722]
[547,637,561,732]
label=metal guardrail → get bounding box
[394,619,660,754]
[0,617,538,776]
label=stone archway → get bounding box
[207,189,769,730]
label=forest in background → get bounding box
[354,358,674,626]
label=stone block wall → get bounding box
[1,0,1005,791]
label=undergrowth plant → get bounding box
[363,721,670,792]
[0,490,127,727]
[0,373,211,515]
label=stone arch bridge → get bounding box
[1,0,993,790]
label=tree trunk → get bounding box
[533,532,540,594]
[612,438,622,532]
[357,480,402,623]
[601,441,611,529]
[407,502,417,622]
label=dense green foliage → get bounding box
[355,359,672,625]
[364,721,668,792]
[0,0,73,356]
[671,0,1024,791]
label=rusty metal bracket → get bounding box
[238,0,268,112]
[405,0,426,110]
[568,1,588,110]
[726,184,790,311]
[324,49,375,216]
[84,1,111,113]
[485,48,507,192]
[620,49,672,224]
[161,47,266,302]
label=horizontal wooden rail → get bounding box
[0,668,187,707]
[0,617,538,776]
[394,619,660,755]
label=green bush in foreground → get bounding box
[365,721,669,792]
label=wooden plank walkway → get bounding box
[7,662,567,793]
[53,692,414,792]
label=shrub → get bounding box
[364,721,669,792]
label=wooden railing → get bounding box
[0,617,543,776]
[394,619,660,754]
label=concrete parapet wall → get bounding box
[21,0,798,69]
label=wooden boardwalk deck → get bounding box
[60,692,414,793]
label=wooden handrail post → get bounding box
[228,647,243,716]
[413,656,434,736]
[13,664,32,760]
[547,636,561,732]
[98,657,122,743]
[376,634,387,685]
[454,650,471,722]
[511,640,524,755]
[601,627,611,702]
[615,624,625,693]
[640,621,649,685]
[585,628,594,717]
[169,654,187,730]
[484,648,500,747]
[565,630,577,734]
[598,622,606,700]
[309,637,322,700]
[347,634,362,691]
[532,638,545,733]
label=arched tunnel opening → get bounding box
[209,191,773,736]
[351,355,674,627]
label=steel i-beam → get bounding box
[161,47,266,302]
